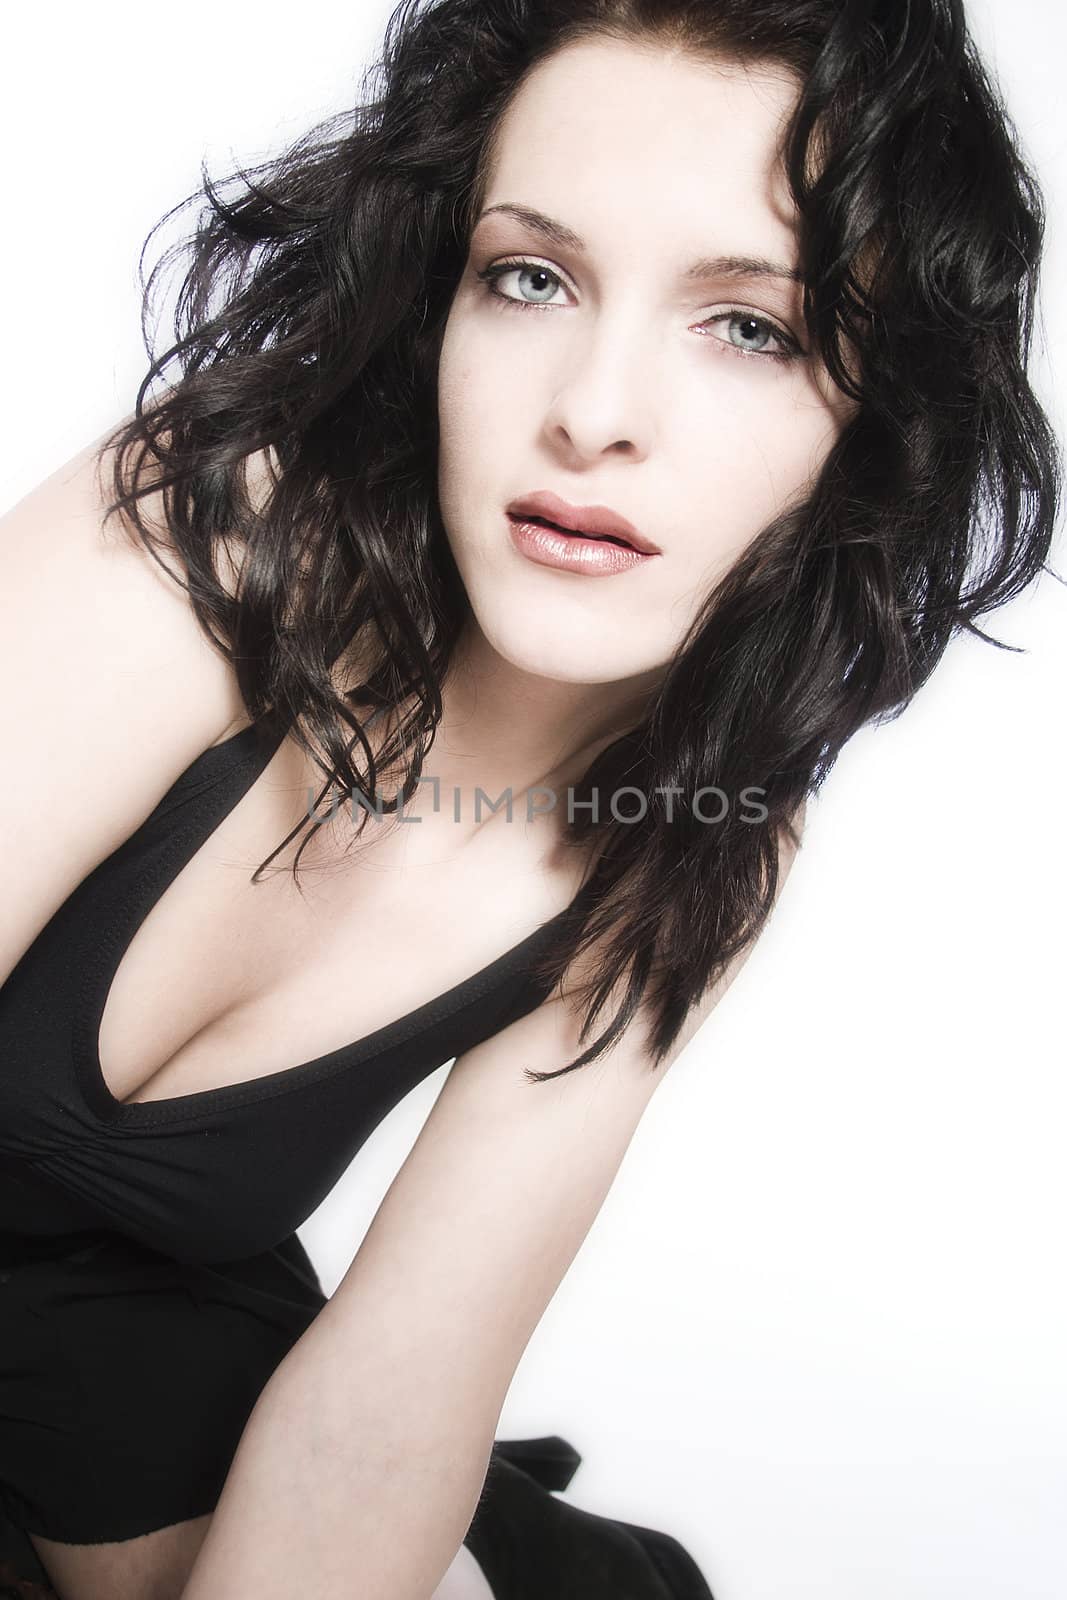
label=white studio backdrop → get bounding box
[1,4,1063,1597]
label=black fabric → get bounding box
[0,1229,324,1542]
[463,1450,686,1599]
[0,720,593,1545]
[0,719,590,1267]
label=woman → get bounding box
[0,0,1059,1596]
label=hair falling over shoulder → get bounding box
[100,0,1063,1079]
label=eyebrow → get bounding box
[475,202,805,285]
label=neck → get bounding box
[334,615,660,846]
[423,620,658,808]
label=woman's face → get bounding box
[437,35,853,691]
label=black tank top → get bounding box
[0,720,593,1266]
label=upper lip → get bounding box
[506,491,660,555]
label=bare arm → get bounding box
[180,814,805,1600]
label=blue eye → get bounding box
[696,310,800,365]
[474,258,803,366]
[724,314,774,354]
[476,260,565,306]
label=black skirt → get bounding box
[0,1228,326,1548]
[0,1231,708,1598]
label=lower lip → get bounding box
[507,516,657,576]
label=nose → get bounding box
[542,312,656,465]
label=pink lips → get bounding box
[505,490,660,555]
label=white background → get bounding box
[2,3,1064,1596]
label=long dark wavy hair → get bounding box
[101,0,1062,1080]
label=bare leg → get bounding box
[29,1516,213,1600]
[30,1518,496,1600]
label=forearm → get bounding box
[179,1293,498,1599]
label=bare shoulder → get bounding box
[0,425,250,987]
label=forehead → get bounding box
[480,35,803,259]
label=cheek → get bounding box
[436,336,475,506]
[438,302,511,410]
[436,322,467,447]
[438,329,499,473]
[666,393,839,594]
[681,380,838,518]
[436,327,503,542]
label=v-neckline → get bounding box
[72,719,597,1129]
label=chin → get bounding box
[469,601,659,689]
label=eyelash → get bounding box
[475,259,803,365]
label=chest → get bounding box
[98,736,580,1108]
